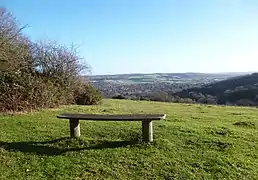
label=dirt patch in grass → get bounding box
[206,127,232,137]
[233,121,256,128]
[230,112,243,116]
[215,128,230,136]
[185,138,232,151]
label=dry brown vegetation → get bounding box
[0,8,102,112]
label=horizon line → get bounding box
[85,71,255,76]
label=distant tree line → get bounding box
[112,92,195,104]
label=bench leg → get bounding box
[142,120,153,142]
[69,119,80,138]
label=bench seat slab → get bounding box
[57,113,166,121]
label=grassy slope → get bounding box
[0,99,258,179]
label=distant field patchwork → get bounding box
[87,73,245,84]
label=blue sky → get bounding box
[2,0,258,75]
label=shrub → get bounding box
[112,94,128,99]
[75,84,103,105]
[235,99,255,106]
[150,92,173,102]
[0,8,96,112]
[233,121,255,128]
[0,71,74,112]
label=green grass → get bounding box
[0,99,258,179]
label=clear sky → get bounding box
[1,0,258,75]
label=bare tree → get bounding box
[30,40,91,85]
[0,7,30,72]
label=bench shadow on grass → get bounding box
[0,136,142,156]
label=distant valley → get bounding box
[84,72,258,107]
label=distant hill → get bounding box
[86,72,248,85]
[174,73,258,106]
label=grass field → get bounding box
[0,99,258,179]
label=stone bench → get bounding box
[57,113,166,142]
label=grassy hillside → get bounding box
[0,99,258,179]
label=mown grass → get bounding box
[0,99,258,179]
